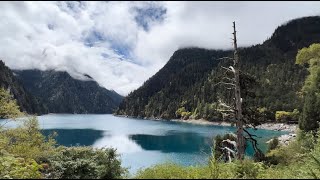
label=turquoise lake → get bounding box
[1,114,287,175]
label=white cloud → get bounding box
[0,1,319,96]
[93,134,143,154]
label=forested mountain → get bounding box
[14,70,123,114]
[0,60,46,115]
[116,16,320,121]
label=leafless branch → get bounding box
[216,109,235,113]
[222,77,235,82]
[213,81,236,87]
[221,82,236,86]
[221,66,233,72]
[243,128,260,138]
[217,57,234,61]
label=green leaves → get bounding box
[296,43,320,132]
[275,109,299,123]
[296,43,320,65]
[0,87,127,179]
[0,117,57,162]
[46,146,127,179]
[0,117,127,179]
[175,107,192,119]
[0,88,22,119]
[135,163,210,179]
[0,155,42,179]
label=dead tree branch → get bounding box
[212,81,236,87]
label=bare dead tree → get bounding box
[212,22,265,161]
[232,21,246,160]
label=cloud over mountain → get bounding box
[0,1,319,95]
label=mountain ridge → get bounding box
[0,60,47,115]
[116,16,320,121]
[13,69,123,114]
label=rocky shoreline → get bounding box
[114,115,297,133]
[172,119,297,133]
[255,123,297,133]
[171,118,298,146]
[267,133,297,146]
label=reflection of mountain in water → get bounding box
[42,129,105,147]
[129,130,269,156]
[129,131,212,153]
[40,127,282,157]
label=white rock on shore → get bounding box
[266,133,297,146]
[255,123,297,133]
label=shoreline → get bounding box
[115,114,297,133]
[171,119,297,133]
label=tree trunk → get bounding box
[232,21,245,160]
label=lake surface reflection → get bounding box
[2,114,287,175]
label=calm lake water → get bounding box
[2,114,287,175]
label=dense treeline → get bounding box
[118,48,231,119]
[116,16,320,123]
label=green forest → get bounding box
[116,16,320,125]
[1,41,320,179]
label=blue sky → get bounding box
[134,5,167,31]
[0,1,320,95]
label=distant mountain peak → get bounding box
[265,16,320,52]
[84,74,93,79]
[13,69,123,114]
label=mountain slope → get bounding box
[14,70,123,114]
[118,48,231,118]
[0,60,46,115]
[116,16,320,121]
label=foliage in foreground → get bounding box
[46,146,127,179]
[0,87,127,179]
[0,117,127,179]
[0,117,57,162]
[0,118,127,179]
[0,151,42,179]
